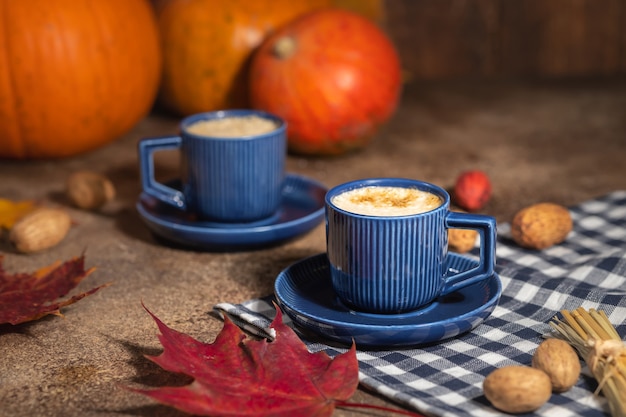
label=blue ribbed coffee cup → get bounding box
[326,178,496,314]
[139,110,286,222]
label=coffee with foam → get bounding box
[186,115,278,138]
[332,186,442,216]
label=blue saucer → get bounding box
[275,253,502,348]
[136,174,327,251]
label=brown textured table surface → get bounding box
[1,79,625,417]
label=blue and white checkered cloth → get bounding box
[214,191,626,417]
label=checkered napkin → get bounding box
[214,191,626,417]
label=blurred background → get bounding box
[385,0,625,80]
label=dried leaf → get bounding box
[133,304,359,417]
[0,255,109,325]
[0,198,37,229]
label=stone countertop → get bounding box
[0,79,625,417]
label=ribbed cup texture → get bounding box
[327,207,446,314]
[182,126,285,222]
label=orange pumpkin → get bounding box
[0,0,162,159]
[249,9,402,156]
[154,0,341,116]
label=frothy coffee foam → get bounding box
[332,186,442,216]
[186,115,277,137]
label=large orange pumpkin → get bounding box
[154,0,333,116]
[0,0,162,159]
[249,9,402,156]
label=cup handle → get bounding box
[138,136,186,210]
[440,211,497,295]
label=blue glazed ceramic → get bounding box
[274,253,502,347]
[138,109,286,222]
[326,178,496,314]
[136,174,326,251]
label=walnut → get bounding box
[483,366,552,413]
[511,203,572,249]
[532,338,581,392]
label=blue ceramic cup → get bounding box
[138,110,286,222]
[325,178,496,314]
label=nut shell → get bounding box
[532,338,581,392]
[66,170,115,210]
[448,228,478,253]
[483,366,552,413]
[9,208,72,253]
[511,203,572,249]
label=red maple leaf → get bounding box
[0,255,109,325]
[133,303,360,417]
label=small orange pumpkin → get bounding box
[249,9,402,156]
[0,0,162,159]
[154,0,334,116]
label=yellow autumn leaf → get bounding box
[0,198,37,229]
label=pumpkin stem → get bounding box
[272,36,297,59]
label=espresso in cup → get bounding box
[325,178,496,314]
[332,186,442,217]
[186,115,278,138]
[138,109,286,222]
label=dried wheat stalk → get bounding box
[549,308,626,417]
